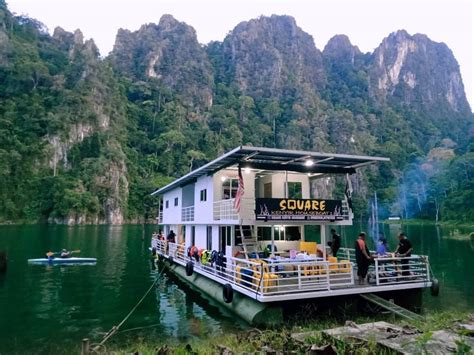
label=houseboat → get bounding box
[150,146,433,325]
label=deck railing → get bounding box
[152,240,431,301]
[213,199,238,220]
[338,247,430,286]
[181,206,195,222]
[373,255,430,286]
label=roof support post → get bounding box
[321,225,326,260]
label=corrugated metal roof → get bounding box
[151,146,389,196]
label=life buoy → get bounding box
[430,278,440,296]
[223,283,233,303]
[186,261,194,276]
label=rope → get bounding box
[91,266,166,353]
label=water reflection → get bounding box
[0,224,472,353]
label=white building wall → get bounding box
[162,188,182,225]
[194,175,214,224]
[194,225,207,249]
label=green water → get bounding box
[0,225,247,354]
[0,223,473,353]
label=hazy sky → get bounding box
[7,0,474,109]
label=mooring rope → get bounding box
[90,264,165,353]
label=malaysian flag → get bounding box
[234,165,245,212]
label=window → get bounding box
[257,226,272,241]
[287,182,302,198]
[219,226,232,251]
[191,226,195,246]
[222,179,238,199]
[174,197,178,206]
[165,200,169,208]
[206,226,212,250]
[200,189,207,201]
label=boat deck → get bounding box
[152,241,431,303]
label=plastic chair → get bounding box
[300,241,318,255]
[328,256,338,273]
[251,260,279,293]
[339,259,351,273]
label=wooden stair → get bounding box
[360,293,424,322]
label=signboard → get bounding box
[255,198,344,221]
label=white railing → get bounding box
[212,198,255,221]
[152,240,430,301]
[213,199,238,220]
[152,240,353,296]
[181,206,195,221]
[373,256,430,286]
[341,200,351,220]
[338,247,430,285]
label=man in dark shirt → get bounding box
[329,228,341,258]
[394,232,413,277]
[355,232,371,284]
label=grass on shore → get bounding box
[99,311,472,354]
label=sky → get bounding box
[6,0,474,109]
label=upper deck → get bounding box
[152,146,389,226]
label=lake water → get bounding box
[0,223,473,353]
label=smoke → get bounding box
[395,143,454,219]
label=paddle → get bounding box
[46,250,81,257]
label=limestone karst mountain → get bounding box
[0,1,472,223]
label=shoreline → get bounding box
[98,310,473,354]
[382,219,474,229]
[1,219,473,228]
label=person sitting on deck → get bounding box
[158,230,165,240]
[60,249,71,258]
[376,238,389,256]
[355,232,372,284]
[46,251,55,260]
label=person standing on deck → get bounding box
[394,232,413,277]
[355,232,372,284]
[329,228,341,257]
[167,230,176,243]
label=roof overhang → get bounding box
[151,146,389,196]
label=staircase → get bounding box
[360,293,424,322]
[237,225,260,260]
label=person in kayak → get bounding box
[60,249,71,258]
[46,251,55,260]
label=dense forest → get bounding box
[0,1,472,224]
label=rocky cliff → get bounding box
[111,14,214,109]
[219,15,326,99]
